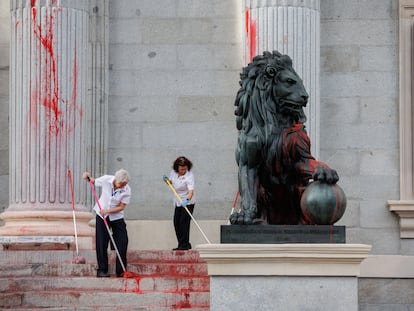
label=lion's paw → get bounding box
[229,210,255,225]
[312,166,339,184]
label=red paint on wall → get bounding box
[245,8,257,62]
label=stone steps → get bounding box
[0,250,210,310]
[0,276,209,292]
[0,262,208,277]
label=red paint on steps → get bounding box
[172,292,191,309]
[0,250,210,310]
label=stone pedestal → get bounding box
[197,243,371,311]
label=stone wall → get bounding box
[107,0,241,220]
[320,0,400,255]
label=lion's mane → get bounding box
[235,51,307,183]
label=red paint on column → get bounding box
[29,6,82,137]
[245,8,257,62]
[70,46,81,133]
[31,7,62,135]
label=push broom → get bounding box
[162,176,211,244]
[67,170,86,264]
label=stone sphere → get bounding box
[300,181,347,225]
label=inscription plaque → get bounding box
[221,225,345,244]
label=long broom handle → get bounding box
[163,176,211,244]
[88,180,127,273]
[68,170,79,256]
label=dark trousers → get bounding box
[173,204,194,249]
[96,215,128,275]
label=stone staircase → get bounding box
[0,249,210,310]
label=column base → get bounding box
[0,210,95,250]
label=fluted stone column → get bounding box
[0,0,94,248]
[243,0,320,156]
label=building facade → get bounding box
[0,0,412,308]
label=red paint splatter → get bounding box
[172,292,191,309]
[31,7,62,135]
[122,273,144,293]
[70,45,83,131]
[245,8,257,62]
[29,5,81,137]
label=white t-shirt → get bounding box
[93,175,131,221]
[169,170,195,206]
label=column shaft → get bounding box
[243,0,320,156]
[1,0,93,244]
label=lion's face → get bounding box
[235,51,310,131]
[272,68,309,121]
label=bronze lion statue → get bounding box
[230,51,339,225]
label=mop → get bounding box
[87,179,135,278]
[162,175,211,244]
[68,170,86,264]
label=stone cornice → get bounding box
[197,243,371,276]
[388,200,414,238]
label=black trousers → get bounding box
[173,204,194,249]
[95,215,128,275]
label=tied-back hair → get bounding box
[173,156,193,172]
[115,169,130,183]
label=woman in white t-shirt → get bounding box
[82,169,131,277]
[169,156,195,250]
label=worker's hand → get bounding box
[100,209,108,217]
[82,172,90,181]
[181,199,188,207]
